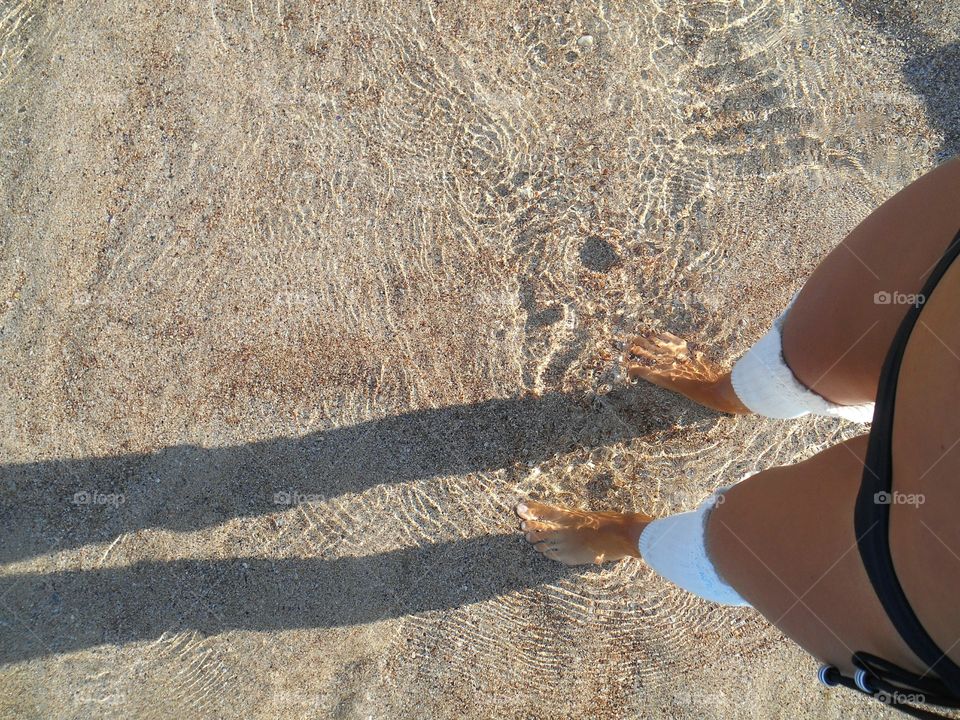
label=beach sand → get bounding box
[1,0,958,717]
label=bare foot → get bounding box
[625,331,749,414]
[515,500,651,565]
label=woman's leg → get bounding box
[628,155,960,411]
[707,434,922,676]
[516,435,925,676]
[782,154,960,404]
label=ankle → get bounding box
[706,373,751,415]
[620,512,651,558]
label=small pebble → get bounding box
[577,35,594,49]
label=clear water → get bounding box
[0,0,955,717]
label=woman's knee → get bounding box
[781,267,898,407]
[782,158,960,406]
[729,295,876,421]
[703,437,901,669]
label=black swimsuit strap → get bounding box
[854,226,960,694]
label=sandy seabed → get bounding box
[1,0,959,718]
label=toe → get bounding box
[522,500,571,522]
[515,502,537,520]
[626,361,654,380]
[520,519,553,532]
[534,542,559,556]
[630,332,688,360]
[525,530,551,544]
[656,330,686,347]
[628,335,657,357]
[517,500,554,521]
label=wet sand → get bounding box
[1,0,958,718]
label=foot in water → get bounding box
[625,331,750,414]
[515,500,652,565]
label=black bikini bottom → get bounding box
[822,228,960,719]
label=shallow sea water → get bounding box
[1,1,958,718]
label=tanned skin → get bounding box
[516,155,960,676]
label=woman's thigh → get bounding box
[782,156,960,405]
[706,435,924,676]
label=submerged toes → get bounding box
[515,502,537,520]
[516,500,572,523]
[520,519,553,532]
[524,530,552,544]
